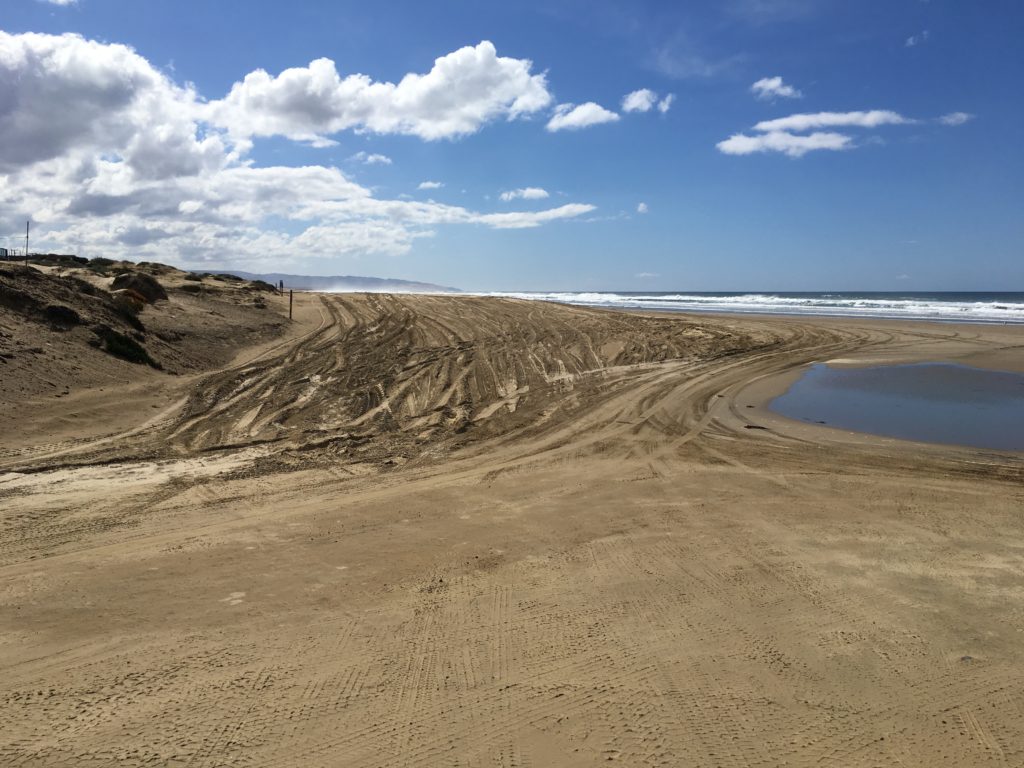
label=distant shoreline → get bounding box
[476,290,1024,325]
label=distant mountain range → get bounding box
[228,271,460,294]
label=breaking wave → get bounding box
[481,292,1024,324]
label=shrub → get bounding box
[112,289,146,315]
[0,283,41,314]
[91,324,161,368]
[45,304,81,328]
[111,272,168,302]
[32,254,82,268]
[65,276,100,297]
[122,312,146,333]
[114,303,146,333]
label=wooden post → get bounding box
[289,290,293,320]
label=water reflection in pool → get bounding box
[770,362,1024,451]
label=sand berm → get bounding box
[2,260,1023,767]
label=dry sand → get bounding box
[2,292,1023,767]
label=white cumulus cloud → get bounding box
[754,110,912,133]
[636,202,649,214]
[499,187,549,202]
[546,102,620,132]
[622,89,675,115]
[0,31,225,177]
[622,89,658,113]
[417,180,443,190]
[939,111,974,126]
[750,76,802,101]
[475,203,595,229]
[351,151,392,165]
[716,107,959,158]
[717,130,853,157]
[0,32,597,270]
[205,40,552,144]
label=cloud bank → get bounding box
[0,32,595,268]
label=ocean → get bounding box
[482,292,1024,325]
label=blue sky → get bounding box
[2,0,1021,290]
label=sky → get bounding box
[2,0,1022,291]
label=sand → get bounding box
[2,292,1022,767]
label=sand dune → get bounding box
[2,292,1023,766]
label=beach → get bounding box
[2,291,1023,767]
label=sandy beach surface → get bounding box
[2,289,1023,767]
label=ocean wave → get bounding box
[480,292,1024,324]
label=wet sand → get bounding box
[2,294,1022,767]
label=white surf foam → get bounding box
[481,292,1024,324]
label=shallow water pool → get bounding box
[769,362,1024,451]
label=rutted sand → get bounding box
[1,293,1022,767]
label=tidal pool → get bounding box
[769,362,1024,451]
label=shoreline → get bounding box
[471,290,1024,327]
[305,289,1024,327]
[614,304,1024,327]
[652,309,1024,458]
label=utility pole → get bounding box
[25,221,29,266]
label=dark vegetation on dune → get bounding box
[0,257,288,394]
[0,263,164,359]
[0,264,145,335]
[111,271,169,303]
[88,324,162,368]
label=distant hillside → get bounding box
[228,271,459,294]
